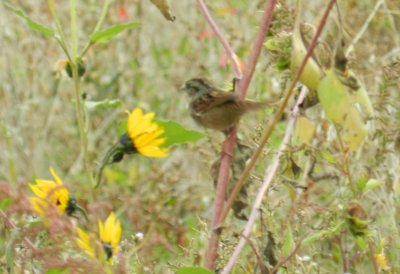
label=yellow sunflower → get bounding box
[124,108,168,158]
[99,212,122,260]
[76,212,122,262]
[29,167,70,215]
[76,227,95,258]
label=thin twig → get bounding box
[221,84,309,274]
[368,241,379,274]
[242,234,269,273]
[270,233,309,274]
[80,0,111,57]
[70,0,78,58]
[196,0,242,79]
[219,0,337,227]
[47,0,72,62]
[237,0,277,99]
[336,235,348,273]
[382,0,400,47]
[346,0,384,55]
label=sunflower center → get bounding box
[102,242,113,260]
[119,133,138,154]
[65,197,77,216]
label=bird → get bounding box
[181,78,270,131]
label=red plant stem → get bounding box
[204,127,237,268]
[198,0,277,270]
[196,1,243,269]
[237,0,277,99]
[0,209,38,252]
[196,0,242,79]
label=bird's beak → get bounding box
[180,84,186,91]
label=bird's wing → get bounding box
[191,91,239,115]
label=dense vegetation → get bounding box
[1,1,399,273]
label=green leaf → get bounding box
[268,122,286,148]
[5,3,54,37]
[117,120,127,136]
[0,198,11,210]
[85,99,121,110]
[176,267,215,274]
[291,22,323,91]
[357,175,367,192]
[90,22,142,43]
[117,118,205,147]
[317,69,370,151]
[282,227,295,257]
[320,150,337,164]
[155,120,206,147]
[365,179,384,191]
[303,222,344,246]
[354,236,368,251]
[45,268,69,274]
[302,230,329,246]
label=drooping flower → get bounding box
[123,108,169,158]
[76,212,122,262]
[95,108,169,187]
[29,167,71,215]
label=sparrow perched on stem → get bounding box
[181,78,270,131]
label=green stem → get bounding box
[95,143,122,188]
[79,41,94,58]
[47,0,71,62]
[66,0,93,189]
[79,0,111,57]
[72,63,92,186]
[2,126,17,190]
[55,37,72,61]
[93,0,111,33]
[70,0,78,58]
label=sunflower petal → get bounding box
[125,108,169,158]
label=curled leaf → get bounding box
[264,32,292,71]
[149,0,176,22]
[347,203,369,236]
[365,179,384,190]
[85,99,121,110]
[291,23,324,92]
[317,69,371,151]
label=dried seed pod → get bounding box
[65,58,86,78]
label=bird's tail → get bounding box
[243,99,274,111]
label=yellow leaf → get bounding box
[291,23,323,92]
[293,116,315,144]
[317,69,372,151]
